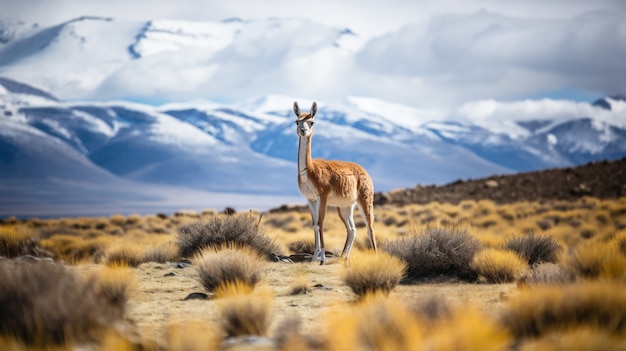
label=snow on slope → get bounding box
[0,17,144,99]
[0,16,365,103]
[129,18,243,58]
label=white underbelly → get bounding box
[299,181,357,207]
[327,194,357,207]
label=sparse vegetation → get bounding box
[195,246,263,293]
[2,193,626,349]
[341,250,406,297]
[0,225,42,258]
[504,232,563,265]
[176,213,283,259]
[382,224,483,282]
[216,289,274,338]
[500,281,626,340]
[471,248,528,283]
[0,261,125,346]
[565,242,626,280]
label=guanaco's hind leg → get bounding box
[337,204,357,259]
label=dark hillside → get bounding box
[374,158,626,206]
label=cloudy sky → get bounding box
[1,0,625,118]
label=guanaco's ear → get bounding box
[293,101,301,117]
[310,102,317,118]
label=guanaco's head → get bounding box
[293,101,317,137]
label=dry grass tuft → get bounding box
[504,232,563,265]
[141,241,180,263]
[382,223,483,282]
[195,246,263,293]
[500,280,626,339]
[471,248,528,283]
[565,242,626,280]
[288,272,312,296]
[609,229,626,256]
[0,225,41,258]
[167,320,220,351]
[216,290,273,338]
[0,261,125,346]
[341,250,406,297]
[86,265,135,314]
[102,242,144,267]
[176,213,283,259]
[519,326,626,351]
[428,304,511,351]
[324,293,423,351]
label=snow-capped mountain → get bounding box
[0,16,363,102]
[2,76,625,217]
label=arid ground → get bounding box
[1,158,626,350]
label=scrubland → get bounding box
[1,196,626,350]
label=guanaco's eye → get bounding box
[310,122,315,126]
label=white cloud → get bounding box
[355,9,626,107]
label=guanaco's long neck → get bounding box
[297,134,312,180]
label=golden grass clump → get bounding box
[470,248,528,284]
[86,265,135,313]
[167,320,220,351]
[609,229,626,256]
[427,304,511,351]
[216,289,273,338]
[41,234,113,263]
[141,241,180,263]
[500,280,626,339]
[565,242,626,280]
[519,326,626,351]
[102,242,144,267]
[324,294,423,351]
[341,250,406,297]
[195,246,263,293]
[0,225,39,258]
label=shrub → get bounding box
[177,213,282,259]
[0,225,40,258]
[471,248,528,283]
[195,246,263,293]
[382,224,483,282]
[565,242,626,280]
[504,232,562,265]
[216,290,273,338]
[500,280,626,339]
[0,261,124,346]
[341,250,406,297]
